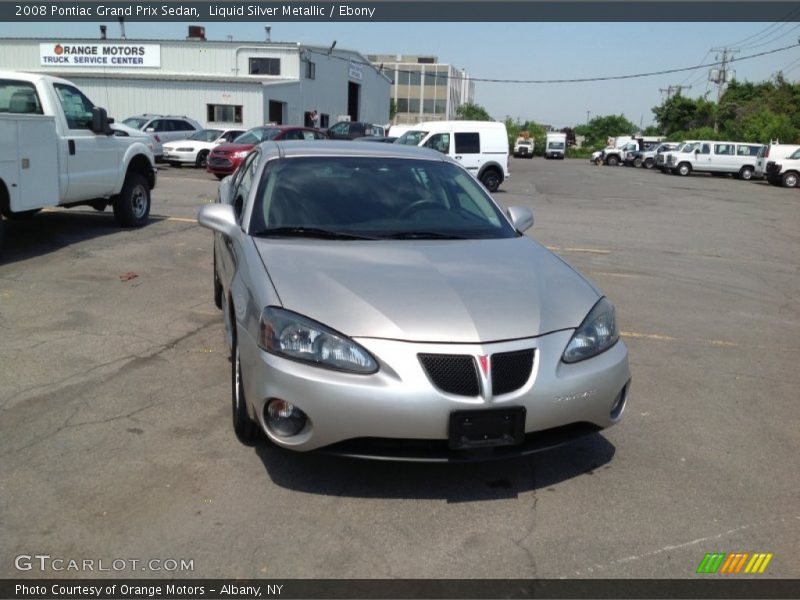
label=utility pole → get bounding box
[659,84,691,100]
[586,110,590,124]
[710,47,739,132]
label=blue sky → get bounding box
[2,21,799,127]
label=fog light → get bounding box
[265,399,307,437]
[610,382,630,420]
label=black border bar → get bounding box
[3,579,800,599]
[2,1,800,22]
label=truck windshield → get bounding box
[548,142,565,150]
[396,131,429,146]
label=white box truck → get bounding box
[0,71,157,238]
[545,132,567,159]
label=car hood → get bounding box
[253,237,600,343]
[211,143,255,154]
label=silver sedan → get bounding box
[199,141,630,461]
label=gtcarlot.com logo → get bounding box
[15,554,194,572]
[696,552,773,574]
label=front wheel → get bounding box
[480,169,501,193]
[214,174,226,181]
[676,163,692,177]
[644,158,654,169]
[232,332,261,444]
[213,249,223,310]
[3,208,42,220]
[782,171,799,188]
[605,155,619,167]
[112,172,150,227]
[633,158,643,168]
[195,151,209,169]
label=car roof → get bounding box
[256,140,451,162]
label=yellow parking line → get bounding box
[621,330,742,348]
[164,217,199,223]
[546,245,611,255]
[590,271,641,279]
[621,331,677,342]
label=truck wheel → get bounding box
[196,151,210,169]
[738,166,754,181]
[113,172,150,227]
[605,155,619,166]
[677,163,692,177]
[782,171,799,188]
[633,157,643,168]
[480,169,501,192]
[644,158,654,169]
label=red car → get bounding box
[206,126,327,179]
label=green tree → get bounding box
[389,98,397,121]
[573,114,636,149]
[456,103,493,121]
[652,94,715,136]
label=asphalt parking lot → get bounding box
[1,159,798,579]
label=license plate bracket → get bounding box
[448,407,526,450]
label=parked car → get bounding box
[394,120,510,192]
[326,121,385,140]
[111,122,157,156]
[197,141,630,460]
[765,147,800,187]
[360,135,398,143]
[163,128,245,168]
[121,114,202,160]
[0,71,156,228]
[756,144,799,180]
[206,126,327,179]
[623,141,672,168]
[666,141,763,179]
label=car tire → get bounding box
[168,162,181,168]
[605,155,619,167]
[738,166,754,181]
[214,174,226,181]
[213,250,223,310]
[196,151,210,169]
[782,171,799,188]
[231,322,260,444]
[677,163,692,177]
[480,169,501,193]
[594,157,603,166]
[113,172,150,227]
[633,158,643,168]
[644,158,654,169]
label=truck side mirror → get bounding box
[91,107,113,135]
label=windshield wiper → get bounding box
[253,227,377,240]
[382,231,467,240]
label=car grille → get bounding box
[418,349,535,397]
[492,349,535,395]
[208,157,232,168]
[418,354,480,396]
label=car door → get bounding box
[422,132,451,155]
[216,151,259,292]
[693,143,711,171]
[452,131,481,174]
[52,82,121,201]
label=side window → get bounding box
[314,130,327,140]
[1,80,44,114]
[302,131,319,140]
[174,119,193,131]
[424,133,451,154]
[232,152,259,223]
[151,120,168,132]
[714,144,734,156]
[699,144,711,155]
[282,130,304,140]
[53,83,95,130]
[454,132,480,154]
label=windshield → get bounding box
[234,127,281,145]
[189,129,222,142]
[548,142,565,150]
[395,130,429,146]
[680,143,698,152]
[790,149,800,160]
[122,117,148,130]
[250,157,517,240]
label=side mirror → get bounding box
[694,148,700,154]
[198,204,238,238]
[91,106,113,135]
[506,206,534,233]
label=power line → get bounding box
[738,23,800,51]
[308,43,800,85]
[723,6,800,48]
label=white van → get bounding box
[545,132,567,159]
[765,146,800,187]
[666,140,763,179]
[395,120,510,192]
[756,144,800,180]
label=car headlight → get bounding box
[233,150,250,159]
[562,297,619,363]
[258,307,378,374]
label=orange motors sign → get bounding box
[40,43,161,68]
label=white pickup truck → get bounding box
[0,71,157,233]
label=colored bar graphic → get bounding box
[697,553,726,574]
[700,552,774,575]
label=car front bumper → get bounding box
[163,150,197,163]
[239,327,630,458]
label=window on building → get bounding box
[320,113,330,128]
[422,99,447,114]
[397,71,421,86]
[305,61,316,80]
[207,104,243,124]
[249,57,281,76]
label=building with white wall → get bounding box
[0,30,391,129]
[367,54,474,125]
